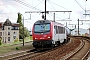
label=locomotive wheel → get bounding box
[68,38,70,42]
[64,39,67,43]
[52,44,55,48]
[58,41,60,46]
[56,41,60,46]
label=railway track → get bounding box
[61,36,90,60]
[8,50,42,60]
[7,44,68,60]
[1,36,89,60]
[7,37,81,60]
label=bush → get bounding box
[0,40,2,45]
[14,38,19,43]
[30,36,32,40]
[19,39,23,42]
[16,47,20,50]
[0,38,2,45]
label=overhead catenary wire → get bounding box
[48,1,56,10]
[14,0,42,11]
[13,0,90,29]
[33,0,44,10]
[48,0,72,19]
[47,1,66,19]
[49,1,69,10]
[14,0,42,20]
[74,0,85,11]
[14,0,72,21]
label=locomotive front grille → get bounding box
[33,40,52,47]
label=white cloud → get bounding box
[0,0,90,29]
[0,0,3,4]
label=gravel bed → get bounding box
[30,38,81,60]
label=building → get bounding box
[85,33,89,37]
[29,28,32,36]
[87,28,90,37]
[74,30,80,36]
[0,19,19,44]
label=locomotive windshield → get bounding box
[34,23,50,33]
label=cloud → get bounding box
[77,11,86,19]
[0,0,18,22]
[0,0,90,29]
[0,1,3,5]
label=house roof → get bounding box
[12,23,20,26]
[3,19,12,26]
[0,23,2,28]
[0,19,19,27]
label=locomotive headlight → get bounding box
[35,38,37,39]
[48,36,50,38]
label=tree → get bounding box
[24,27,30,37]
[19,26,23,39]
[17,12,30,39]
[17,13,23,27]
[17,12,23,39]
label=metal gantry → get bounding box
[69,19,90,36]
[25,11,72,21]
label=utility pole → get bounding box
[66,22,67,27]
[78,19,90,36]
[23,16,24,46]
[83,12,90,36]
[53,13,55,22]
[21,14,24,46]
[45,0,46,20]
[21,14,30,46]
[78,19,79,36]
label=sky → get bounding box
[0,0,90,30]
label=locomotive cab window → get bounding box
[34,23,50,33]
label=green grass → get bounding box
[0,36,32,47]
[0,46,15,54]
[0,36,33,55]
[0,43,33,54]
[30,36,32,40]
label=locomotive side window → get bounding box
[63,27,65,33]
[59,27,63,33]
[58,27,65,34]
[54,26,56,29]
[56,26,58,34]
[58,26,60,34]
[34,23,50,33]
[54,26,58,34]
[54,26,65,34]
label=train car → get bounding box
[32,20,70,49]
